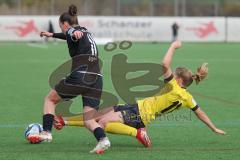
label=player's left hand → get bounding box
[213,128,226,135]
[73,31,83,39]
[171,41,182,49]
[40,31,53,37]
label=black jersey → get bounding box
[52,26,98,58]
[66,26,98,58]
[65,26,101,75]
[51,26,102,109]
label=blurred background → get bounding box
[1,0,240,16]
[0,0,240,44]
[0,0,240,42]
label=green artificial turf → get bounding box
[0,42,239,160]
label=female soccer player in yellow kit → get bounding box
[54,41,226,152]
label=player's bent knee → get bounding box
[44,94,60,104]
[84,119,102,131]
[83,120,93,129]
[98,119,107,129]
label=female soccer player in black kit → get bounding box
[29,5,110,154]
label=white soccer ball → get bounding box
[24,123,43,142]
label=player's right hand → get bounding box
[171,41,182,49]
[40,31,53,37]
[73,31,83,39]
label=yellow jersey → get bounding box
[137,75,198,125]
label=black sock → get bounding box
[93,127,106,141]
[43,114,54,132]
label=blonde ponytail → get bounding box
[192,63,208,85]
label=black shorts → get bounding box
[114,104,145,129]
[55,71,102,110]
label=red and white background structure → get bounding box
[0,16,239,42]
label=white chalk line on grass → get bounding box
[100,58,240,63]
[0,124,26,128]
[27,42,49,49]
[0,120,239,128]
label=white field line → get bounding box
[27,42,49,49]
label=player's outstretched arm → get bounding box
[194,107,226,135]
[40,31,53,37]
[40,31,66,40]
[161,41,181,78]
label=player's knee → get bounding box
[83,120,92,129]
[98,119,107,129]
[44,94,60,104]
[44,96,50,103]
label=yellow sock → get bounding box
[64,115,137,137]
[105,122,137,137]
[66,121,137,137]
[66,120,84,126]
[65,115,84,126]
[66,114,84,122]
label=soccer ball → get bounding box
[24,123,43,143]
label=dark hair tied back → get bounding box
[59,4,79,26]
[69,4,77,16]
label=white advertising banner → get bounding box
[227,17,240,42]
[79,17,225,42]
[0,16,58,41]
[0,16,232,42]
[175,17,226,42]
